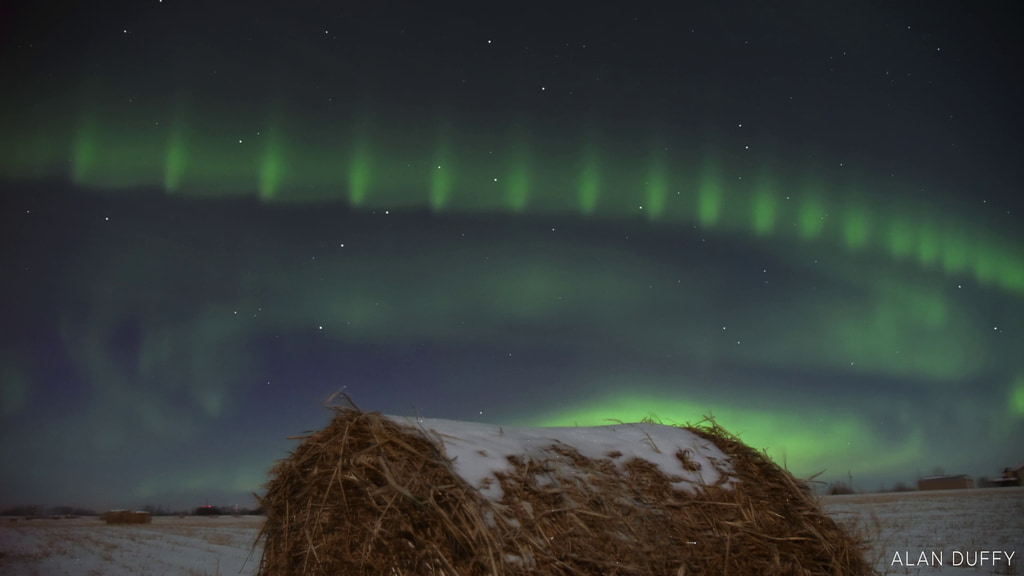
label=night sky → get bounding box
[1,2,1021,511]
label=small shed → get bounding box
[917,474,974,491]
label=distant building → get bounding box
[917,475,974,491]
[1004,463,1024,483]
[104,510,152,524]
[981,476,1021,488]
[982,463,1024,488]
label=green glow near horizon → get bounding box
[1,100,1022,297]
[519,395,927,479]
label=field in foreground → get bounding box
[0,487,1020,575]
[0,515,264,576]
[821,486,1023,575]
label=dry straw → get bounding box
[255,399,874,575]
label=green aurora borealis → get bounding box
[2,91,1022,296]
[1,1,1022,510]
[2,100,1021,506]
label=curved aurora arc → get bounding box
[1,92,1022,297]
[2,87,1023,496]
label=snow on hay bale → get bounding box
[256,405,873,575]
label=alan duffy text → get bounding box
[892,550,1015,568]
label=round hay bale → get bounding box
[255,406,874,575]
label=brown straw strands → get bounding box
[255,404,875,575]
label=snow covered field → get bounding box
[0,487,1019,575]
[822,486,1023,575]
[0,515,264,576]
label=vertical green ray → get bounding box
[916,220,940,267]
[842,204,870,251]
[991,247,1024,292]
[1000,254,1024,293]
[72,112,100,185]
[348,133,371,207]
[430,162,452,211]
[164,121,187,193]
[973,241,998,285]
[797,195,826,239]
[697,162,723,228]
[430,126,453,211]
[502,125,531,212]
[939,225,970,274]
[164,94,190,193]
[258,100,289,201]
[752,177,778,236]
[887,216,915,260]
[795,169,829,239]
[259,134,284,201]
[644,154,667,220]
[1011,374,1024,417]
[578,147,600,215]
[505,156,530,213]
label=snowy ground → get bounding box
[0,488,1020,575]
[822,486,1023,575]
[0,515,264,576]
